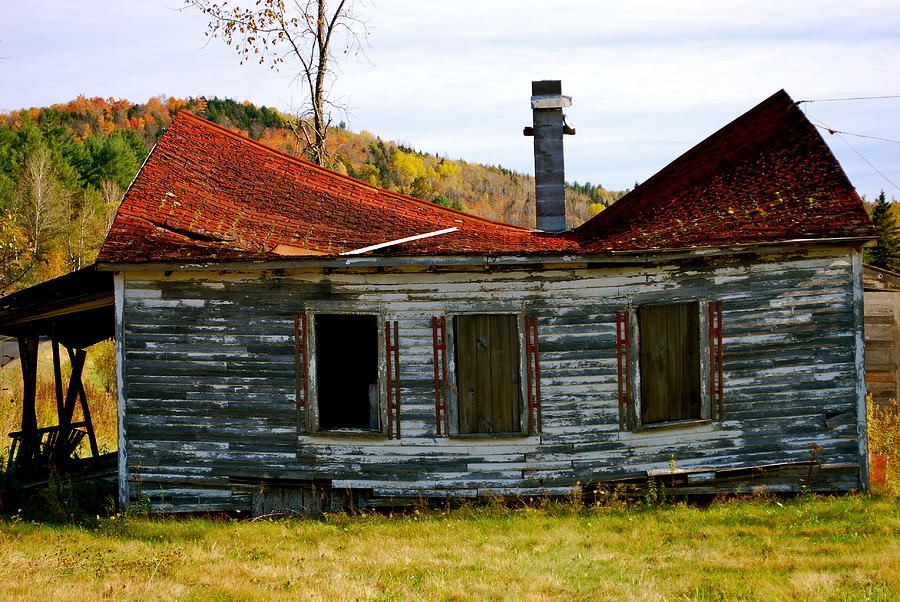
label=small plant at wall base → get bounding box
[867,395,899,497]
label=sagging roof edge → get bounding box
[95,236,875,273]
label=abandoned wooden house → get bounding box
[1,84,877,512]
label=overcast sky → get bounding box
[2,1,898,201]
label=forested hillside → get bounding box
[0,95,626,295]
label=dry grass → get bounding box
[868,398,900,498]
[0,495,897,601]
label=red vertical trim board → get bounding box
[385,320,401,438]
[293,313,308,430]
[431,316,448,436]
[708,301,725,419]
[525,315,542,434]
[615,311,631,430]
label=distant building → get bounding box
[863,264,900,412]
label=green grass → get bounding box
[0,495,896,601]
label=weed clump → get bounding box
[867,396,899,497]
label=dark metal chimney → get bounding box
[524,80,575,232]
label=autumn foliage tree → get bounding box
[0,210,33,294]
[184,0,368,166]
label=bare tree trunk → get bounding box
[313,0,329,165]
[185,0,366,167]
[15,145,66,258]
[100,179,124,232]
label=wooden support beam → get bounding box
[59,351,82,425]
[69,347,99,458]
[17,335,39,436]
[51,335,65,421]
[14,335,40,470]
[57,348,86,441]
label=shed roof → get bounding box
[98,89,873,264]
[863,264,900,292]
[0,265,114,349]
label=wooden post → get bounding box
[65,346,99,458]
[17,335,40,464]
[51,336,65,421]
[57,348,86,453]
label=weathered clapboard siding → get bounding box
[864,286,900,407]
[118,247,865,511]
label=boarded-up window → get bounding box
[455,314,523,434]
[638,302,701,424]
[315,314,380,430]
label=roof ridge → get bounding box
[173,110,535,233]
[568,89,872,250]
[633,90,793,197]
[572,89,796,235]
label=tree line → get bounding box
[865,191,900,272]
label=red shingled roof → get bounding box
[98,90,872,264]
[571,90,874,250]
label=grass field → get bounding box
[0,343,898,599]
[0,495,897,601]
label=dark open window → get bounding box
[314,314,380,431]
[638,302,701,424]
[454,314,523,434]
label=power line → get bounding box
[812,124,900,145]
[820,123,900,194]
[797,95,900,103]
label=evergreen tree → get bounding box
[866,191,900,272]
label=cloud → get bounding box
[3,0,898,199]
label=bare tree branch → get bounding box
[183,0,369,166]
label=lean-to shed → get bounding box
[90,88,875,513]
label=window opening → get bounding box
[314,314,380,430]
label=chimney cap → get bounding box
[530,80,572,109]
[531,95,572,110]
